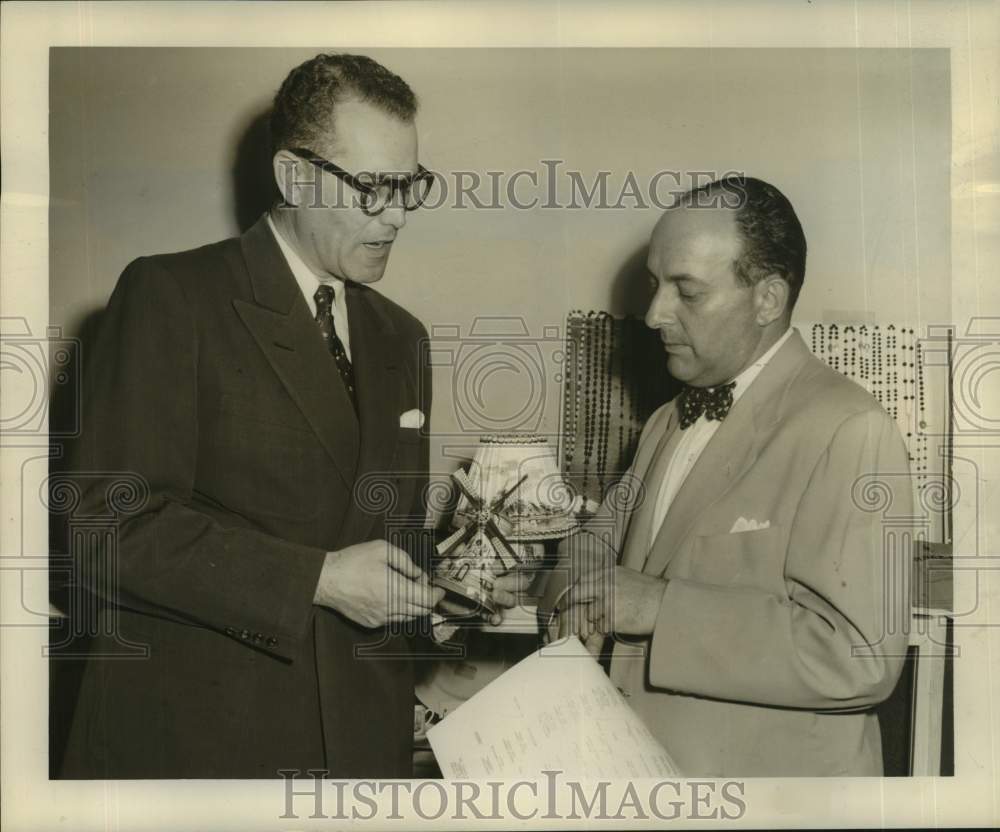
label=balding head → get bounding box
[681,177,807,311]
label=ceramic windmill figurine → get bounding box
[432,435,585,627]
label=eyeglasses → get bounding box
[290,147,434,216]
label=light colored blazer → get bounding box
[558,331,913,777]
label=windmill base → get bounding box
[432,576,501,622]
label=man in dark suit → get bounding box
[57,53,444,778]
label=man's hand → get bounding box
[560,565,668,642]
[434,570,533,622]
[491,569,533,609]
[313,540,445,628]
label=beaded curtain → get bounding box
[559,312,679,501]
[560,314,942,538]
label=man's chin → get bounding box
[666,354,698,384]
[344,266,388,285]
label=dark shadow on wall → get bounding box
[231,108,277,232]
[609,243,652,319]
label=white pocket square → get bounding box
[399,408,425,429]
[729,516,770,533]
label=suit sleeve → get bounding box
[73,258,325,660]
[647,407,912,710]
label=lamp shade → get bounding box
[452,434,582,541]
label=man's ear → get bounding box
[272,150,303,208]
[754,275,790,326]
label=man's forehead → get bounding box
[321,99,418,172]
[649,205,741,272]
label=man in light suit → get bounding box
[554,177,913,777]
[56,54,446,778]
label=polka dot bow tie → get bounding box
[676,381,736,430]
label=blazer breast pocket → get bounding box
[378,428,423,520]
[396,428,424,448]
[390,428,424,479]
[688,525,786,592]
[394,426,424,460]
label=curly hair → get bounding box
[683,176,808,310]
[270,53,418,156]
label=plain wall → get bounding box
[49,47,951,486]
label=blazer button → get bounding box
[224,626,236,636]
[253,632,264,642]
[267,636,278,647]
[240,629,250,640]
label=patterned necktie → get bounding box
[313,284,358,413]
[676,381,736,429]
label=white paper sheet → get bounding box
[427,636,681,779]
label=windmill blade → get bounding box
[436,522,477,556]
[452,468,484,508]
[484,519,522,571]
[488,473,529,513]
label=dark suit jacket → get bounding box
[57,215,431,778]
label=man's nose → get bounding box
[645,287,677,329]
[378,203,407,231]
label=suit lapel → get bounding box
[234,216,360,491]
[642,389,759,576]
[642,331,813,577]
[342,283,401,541]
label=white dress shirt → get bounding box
[648,327,794,547]
[266,214,352,361]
